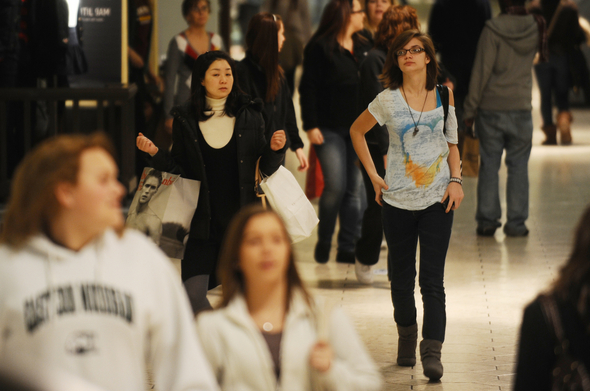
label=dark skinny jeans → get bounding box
[382,202,453,342]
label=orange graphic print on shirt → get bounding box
[404,153,445,188]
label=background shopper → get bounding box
[299,0,370,264]
[529,0,585,145]
[163,0,223,135]
[237,12,308,171]
[464,0,543,237]
[262,0,312,96]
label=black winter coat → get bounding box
[149,96,284,242]
[236,51,303,151]
[299,35,371,134]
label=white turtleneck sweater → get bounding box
[199,96,236,149]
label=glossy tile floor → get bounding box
[201,92,590,390]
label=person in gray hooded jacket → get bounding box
[464,0,545,238]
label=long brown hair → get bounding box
[374,5,420,51]
[310,0,355,53]
[217,205,311,308]
[245,13,285,102]
[552,205,590,330]
[380,29,439,91]
[0,132,117,248]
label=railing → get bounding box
[0,85,137,201]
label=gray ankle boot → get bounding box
[420,339,443,380]
[396,324,417,366]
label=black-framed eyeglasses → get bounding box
[351,8,365,14]
[396,47,425,57]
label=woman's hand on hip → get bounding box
[295,148,309,171]
[371,174,389,206]
[307,128,324,145]
[270,130,287,151]
[136,132,159,156]
[442,182,464,213]
[309,340,333,373]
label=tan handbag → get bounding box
[461,133,480,178]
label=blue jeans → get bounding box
[476,110,533,234]
[534,54,570,126]
[382,202,453,342]
[313,128,364,252]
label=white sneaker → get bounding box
[355,260,374,284]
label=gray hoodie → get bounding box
[464,14,539,118]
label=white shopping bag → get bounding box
[126,167,200,258]
[260,166,319,243]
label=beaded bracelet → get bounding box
[449,177,463,186]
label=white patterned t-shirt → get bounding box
[368,87,458,211]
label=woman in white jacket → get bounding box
[0,133,218,391]
[195,205,382,391]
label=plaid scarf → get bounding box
[506,6,548,62]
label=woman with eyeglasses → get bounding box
[163,0,224,135]
[236,12,308,171]
[350,29,463,381]
[299,0,371,265]
[354,5,420,285]
[137,51,286,315]
[195,205,382,391]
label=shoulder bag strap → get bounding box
[539,295,566,342]
[436,84,449,135]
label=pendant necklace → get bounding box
[401,86,429,136]
[262,322,274,332]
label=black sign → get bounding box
[72,0,122,86]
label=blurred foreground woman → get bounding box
[0,133,218,391]
[196,205,382,391]
[514,205,590,390]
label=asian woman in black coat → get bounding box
[136,51,286,314]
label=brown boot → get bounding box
[541,124,557,145]
[420,339,444,381]
[557,111,572,145]
[397,324,417,366]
